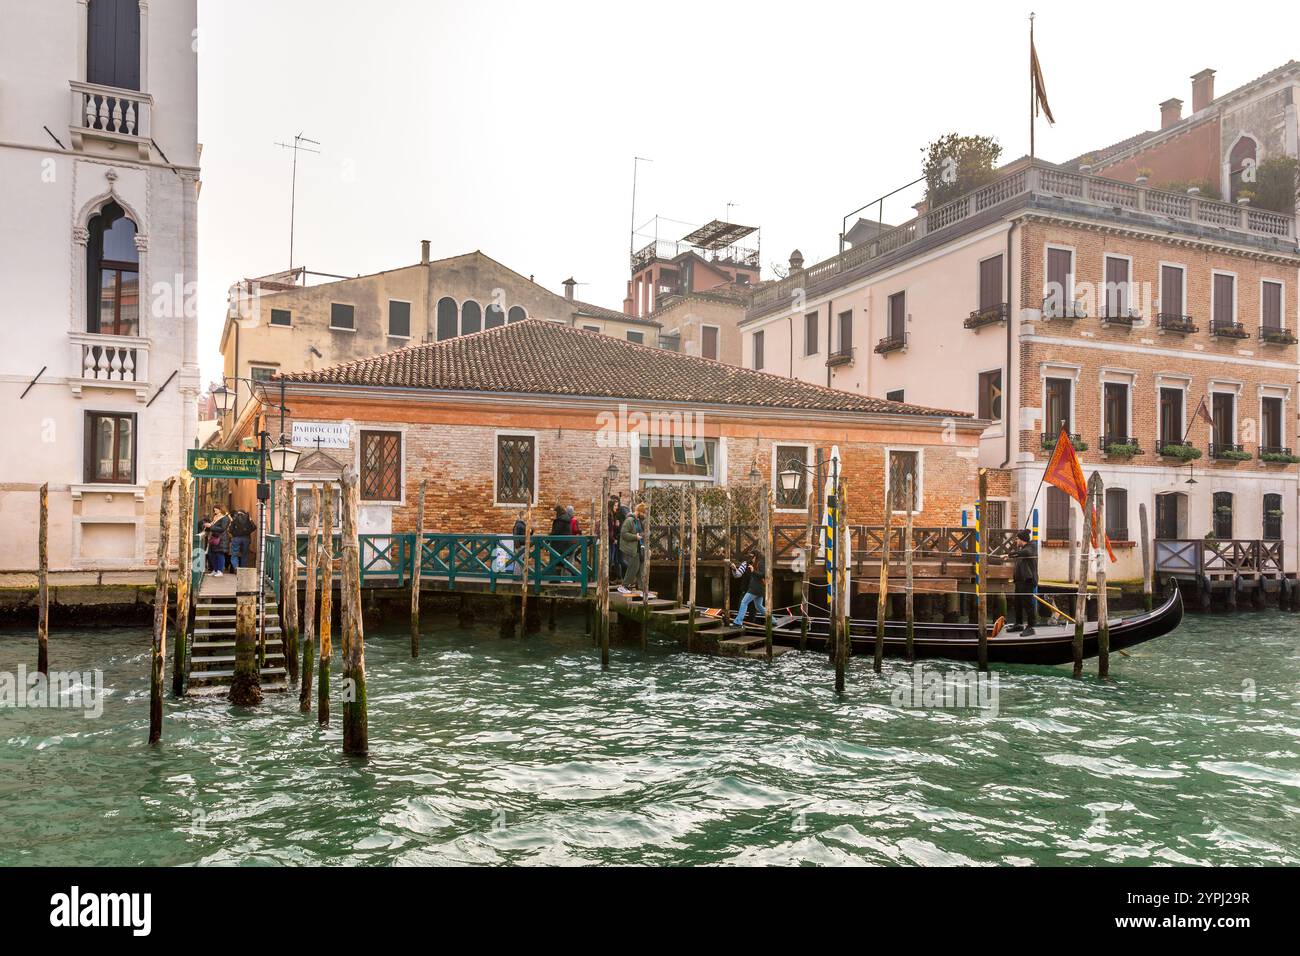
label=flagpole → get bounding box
[1029,13,1036,159]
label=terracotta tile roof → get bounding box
[279,318,970,418]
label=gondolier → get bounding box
[1006,529,1038,635]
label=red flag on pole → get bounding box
[1044,428,1087,509]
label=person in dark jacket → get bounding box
[608,496,628,580]
[228,509,255,570]
[201,506,231,576]
[730,552,766,626]
[549,504,570,537]
[511,510,528,575]
[1007,529,1038,635]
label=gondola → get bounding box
[701,585,1183,666]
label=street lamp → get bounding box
[605,454,619,485]
[748,459,762,485]
[268,441,302,475]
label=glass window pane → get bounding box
[116,417,132,480]
[95,417,115,480]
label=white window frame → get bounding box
[1257,384,1291,451]
[492,429,540,508]
[700,323,721,361]
[772,442,814,514]
[1157,261,1187,318]
[1155,372,1191,449]
[269,307,293,328]
[1260,277,1287,331]
[1208,380,1243,445]
[1040,362,1080,436]
[884,446,924,514]
[1098,367,1138,443]
[1211,269,1239,328]
[387,298,413,339]
[1042,243,1077,316]
[355,426,406,505]
[1100,252,1135,319]
[581,324,602,334]
[329,302,356,332]
[636,435,720,485]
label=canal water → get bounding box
[1,611,1297,866]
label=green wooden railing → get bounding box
[278,533,596,594]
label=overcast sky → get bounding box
[195,0,1300,381]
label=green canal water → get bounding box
[1,611,1298,866]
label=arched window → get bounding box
[484,304,505,329]
[1212,491,1234,539]
[507,306,526,324]
[461,301,483,335]
[87,0,141,91]
[87,201,139,336]
[1263,493,1282,541]
[1228,136,1258,202]
[435,297,458,341]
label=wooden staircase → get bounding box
[621,594,795,660]
[187,590,289,696]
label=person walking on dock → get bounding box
[608,496,627,581]
[618,502,647,594]
[566,504,580,535]
[510,509,528,575]
[730,552,766,627]
[550,504,571,537]
[1007,529,1038,635]
[228,508,255,570]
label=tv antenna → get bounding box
[275,132,321,275]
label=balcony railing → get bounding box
[1259,446,1299,463]
[1157,313,1198,333]
[1101,435,1143,456]
[1260,326,1298,345]
[748,159,1297,319]
[1042,432,1087,451]
[1042,300,1088,321]
[826,345,855,367]
[1210,320,1250,339]
[69,332,150,401]
[963,303,1008,329]
[1101,310,1141,328]
[874,333,906,355]
[69,81,152,159]
[1208,442,1249,460]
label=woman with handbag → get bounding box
[201,506,232,577]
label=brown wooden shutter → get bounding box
[1104,257,1129,314]
[979,256,1003,311]
[1262,282,1282,329]
[1161,265,1183,316]
[1046,248,1072,304]
[702,326,718,360]
[1213,274,1235,326]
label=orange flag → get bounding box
[1044,427,1087,509]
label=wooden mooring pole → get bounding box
[37,482,49,677]
[518,502,533,639]
[976,469,989,673]
[411,479,426,658]
[299,487,319,713]
[279,479,299,685]
[834,481,849,695]
[638,501,651,651]
[874,481,892,674]
[599,476,610,670]
[172,472,193,697]
[148,476,176,743]
[687,488,699,651]
[318,487,334,725]
[228,565,263,707]
[1072,486,1093,679]
[1138,501,1153,611]
[763,487,774,663]
[676,485,686,605]
[904,475,915,662]
[1093,473,1110,679]
[340,469,369,757]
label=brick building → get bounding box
[217,320,985,543]
[742,159,1300,582]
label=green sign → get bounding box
[186,449,279,480]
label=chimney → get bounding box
[420,239,430,264]
[562,277,576,301]
[1191,69,1215,112]
[1160,97,1183,130]
[788,249,804,272]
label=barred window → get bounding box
[496,434,536,505]
[359,430,401,501]
[774,445,808,510]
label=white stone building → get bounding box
[0,0,200,601]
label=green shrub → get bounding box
[1159,443,1202,461]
